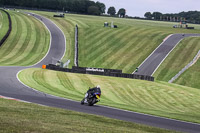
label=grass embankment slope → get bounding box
[154,37,200,89]
[0,10,9,42]
[0,11,50,66]
[0,99,174,133]
[34,11,200,73]
[19,68,200,124]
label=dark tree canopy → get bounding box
[144,11,200,24]
[0,0,104,15]
[152,12,162,20]
[117,8,126,18]
[144,12,152,19]
[96,1,106,14]
[107,6,116,16]
[87,6,100,15]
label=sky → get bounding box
[94,0,200,17]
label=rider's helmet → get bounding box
[97,85,100,88]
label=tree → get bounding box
[144,12,152,19]
[87,6,100,15]
[96,1,106,14]
[107,6,116,16]
[152,12,162,20]
[117,8,126,18]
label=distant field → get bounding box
[0,11,50,66]
[19,68,200,123]
[0,98,175,133]
[154,37,200,87]
[33,11,200,73]
[0,10,9,42]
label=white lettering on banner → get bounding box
[86,68,104,72]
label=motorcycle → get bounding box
[81,91,101,106]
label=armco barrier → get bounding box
[0,9,12,47]
[46,64,154,81]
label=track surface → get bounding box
[134,34,200,76]
[1,13,200,133]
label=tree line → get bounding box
[0,0,126,17]
[144,11,200,24]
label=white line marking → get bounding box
[26,13,52,67]
[152,35,200,76]
[98,104,200,126]
[132,34,173,74]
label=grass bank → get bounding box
[0,11,50,66]
[0,10,9,42]
[33,11,200,73]
[19,68,200,124]
[174,59,200,89]
[0,98,175,133]
[154,37,200,88]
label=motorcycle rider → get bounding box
[81,85,101,104]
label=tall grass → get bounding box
[19,68,200,123]
[0,11,50,66]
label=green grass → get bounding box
[0,10,9,42]
[154,37,200,84]
[19,68,200,124]
[0,11,50,66]
[174,59,200,89]
[0,98,175,133]
[33,11,200,73]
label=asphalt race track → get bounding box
[1,13,200,133]
[134,34,200,76]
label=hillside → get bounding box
[0,10,9,42]
[19,68,200,124]
[33,11,200,73]
[154,37,200,89]
[0,10,50,66]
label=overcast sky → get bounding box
[94,0,200,17]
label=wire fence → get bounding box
[169,50,200,83]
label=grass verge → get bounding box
[19,68,200,124]
[153,37,200,86]
[0,98,175,133]
[0,10,9,42]
[0,11,50,66]
[174,59,200,89]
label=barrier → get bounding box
[0,9,12,47]
[74,25,79,67]
[45,64,154,81]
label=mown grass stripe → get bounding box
[0,10,9,41]
[0,11,3,29]
[19,15,49,65]
[10,14,37,65]
[154,37,200,82]
[100,28,158,68]
[1,13,30,64]
[19,68,200,123]
[90,28,145,68]
[0,12,21,59]
[85,27,131,65]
